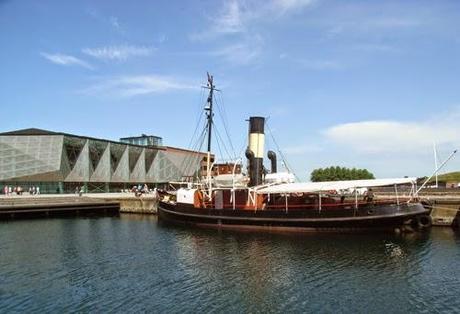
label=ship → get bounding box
[158,74,432,233]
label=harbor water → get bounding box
[1,215,459,313]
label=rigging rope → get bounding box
[179,122,207,179]
[266,121,300,182]
[185,82,206,151]
[214,127,225,160]
[178,79,211,180]
[212,121,233,161]
[215,91,236,158]
[175,76,246,181]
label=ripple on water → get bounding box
[1,218,460,312]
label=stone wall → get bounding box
[118,197,158,214]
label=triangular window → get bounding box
[89,141,108,171]
[110,144,126,173]
[145,149,157,173]
[64,138,85,170]
[129,146,142,172]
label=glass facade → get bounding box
[119,135,163,147]
[0,131,206,193]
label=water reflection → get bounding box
[1,217,459,313]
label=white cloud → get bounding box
[320,6,424,39]
[216,0,245,34]
[87,10,124,33]
[81,75,197,97]
[40,52,93,69]
[189,0,317,66]
[324,17,421,39]
[190,0,248,40]
[276,109,460,179]
[82,45,154,62]
[211,41,261,65]
[324,116,460,154]
[109,16,121,30]
[273,0,316,13]
[191,0,315,40]
[313,2,428,44]
[157,34,167,44]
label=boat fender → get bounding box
[453,217,460,229]
[411,215,432,230]
[418,215,432,229]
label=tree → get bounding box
[310,166,375,182]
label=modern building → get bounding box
[120,134,163,147]
[0,128,209,194]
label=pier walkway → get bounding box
[0,192,158,220]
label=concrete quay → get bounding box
[85,193,158,214]
[375,191,460,227]
[420,197,460,227]
[0,194,120,219]
[0,192,158,220]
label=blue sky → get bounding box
[1,0,460,180]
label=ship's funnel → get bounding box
[267,150,277,173]
[247,116,265,187]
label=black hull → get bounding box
[158,201,430,233]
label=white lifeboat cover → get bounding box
[214,174,247,187]
[176,188,198,204]
[265,172,295,184]
[256,178,416,194]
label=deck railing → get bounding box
[211,197,413,210]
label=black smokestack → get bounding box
[247,117,265,187]
[267,150,277,173]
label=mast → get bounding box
[202,72,218,189]
[205,72,214,153]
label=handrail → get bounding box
[206,198,412,210]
